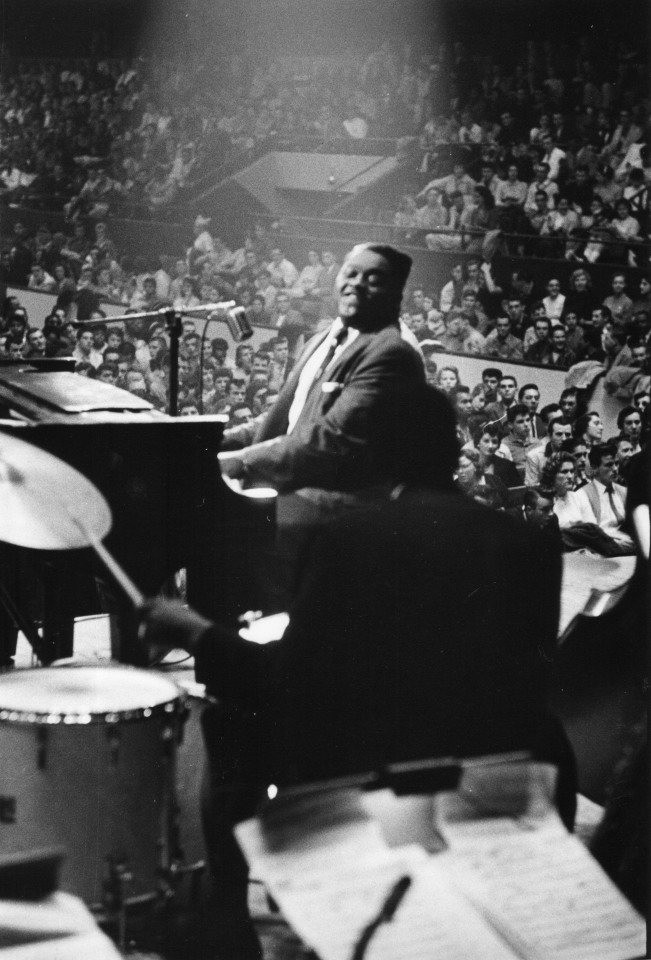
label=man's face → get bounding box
[448,316,468,338]
[550,422,572,450]
[31,266,44,282]
[107,332,122,350]
[601,324,617,352]
[482,374,499,396]
[616,440,635,464]
[547,280,561,297]
[273,341,289,363]
[456,391,472,415]
[79,331,94,352]
[229,384,246,404]
[512,413,530,439]
[535,320,550,342]
[560,394,577,418]
[572,444,588,472]
[551,328,567,351]
[634,393,650,413]
[231,406,253,424]
[98,367,117,384]
[276,295,290,313]
[180,405,199,417]
[412,289,424,309]
[184,337,199,359]
[506,301,524,325]
[252,357,270,377]
[336,247,402,331]
[28,330,46,352]
[526,495,554,528]
[521,389,540,413]
[214,375,230,396]
[499,378,517,402]
[621,411,642,441]
[462,294,476,315]
[612,275,626,295]
[596,454,617,486]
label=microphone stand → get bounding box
[72,301,241,417]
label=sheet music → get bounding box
[264,846,519,960]
[445,827,646,960]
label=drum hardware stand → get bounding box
[0,579,48,664]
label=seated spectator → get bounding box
[456,446,508,510]
[439,263,464,314]
[483,315,524,360]
[495,163,528,211]
[548,325,577,368]
[434,365,461,395]
[27,263,57,293]
[503,404,538,479]
[524,315,553,364]
[613,436,636,485]
[524,162,559,214]
[289,250,323,300]
[453,385,473,445]
[609,199,642,264]
[525,417,574,486]
[440,311,486,355]
[424,191,472,251]
[393,194,420,241]
[542,452,583,528]
[563,268,595,326]
[22,327,47,360]
[518,486,557,530]
[72,328,103,368]
[559,387,582,424]
[574,410,605,449]
[418,161,476,206]
[562,436,590,488]
[617,405,643,454]
[270,291,306,353]
[465,186,501,259]
[414,188,447,232]
[471,423,521,488]
[485,373,518,424]
[266,336,294,391]
[602,273,633,327]
[574,443,635,553]
[518,382,545,440]
[267,247,299,290]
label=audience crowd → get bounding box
[1,28,648,561]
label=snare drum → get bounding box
[0,665,182,909]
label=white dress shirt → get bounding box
[287,320,359,433]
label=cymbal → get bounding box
[0,431,112,550]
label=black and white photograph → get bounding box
[0,0,648,957]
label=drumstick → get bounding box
[70,514,145,608]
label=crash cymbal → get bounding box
[0,430,112,550]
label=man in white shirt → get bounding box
[267,247,299,290]
[574,443,635,553]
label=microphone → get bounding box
[223,306,253,342]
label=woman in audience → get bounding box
[434,365,461,394]
[456,447,508,509]
[574,410,605,448]
[541,452,582,527]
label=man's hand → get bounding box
[138,598,212,664]
[217,450,246,479]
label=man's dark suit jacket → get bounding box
[238,322,424,494]
[195,488,573,823]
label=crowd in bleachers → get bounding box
[1,28,649,560]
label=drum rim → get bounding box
[0,697,182,725]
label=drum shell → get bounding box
[0,711,176,908]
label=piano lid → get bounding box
[0,368,154,414]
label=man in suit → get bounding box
[140,383,575,956]
[574,443,636,554]
[219,242,424,593]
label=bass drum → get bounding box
[0,665,181,909]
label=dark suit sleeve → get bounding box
[239,337,424,492]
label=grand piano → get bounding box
[0,364,276,665]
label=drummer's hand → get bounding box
[137,598,212,662]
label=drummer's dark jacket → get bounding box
[194,486,575,820]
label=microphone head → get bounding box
[226,306,253,342]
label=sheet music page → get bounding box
[444,826,646,960]
[235,787,387,880]
[263,845,520,960]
